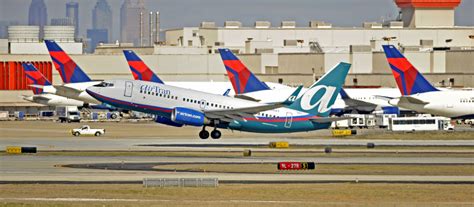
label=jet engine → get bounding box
[171,107,209,126]
[154,116,184,127]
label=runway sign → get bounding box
[6,146,21,154]
[278,162,315,170]
[332,129,356,136]
[269,141,289,148]
[6,146,37,154]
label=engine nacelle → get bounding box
[171,107,207,126]
[155,116,183,127]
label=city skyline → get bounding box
[2,0,473,42]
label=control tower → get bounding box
[395,0,461,28]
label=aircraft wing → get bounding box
[33,95,51,101]
[204,86,303,122]
[399,96,429,105]
[233,94,261,102]
[310,117,352,123]
[55,85,83,94]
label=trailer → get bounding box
[388,116,454,132]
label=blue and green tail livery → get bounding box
[22,63,51,94]
[382,45,438,95]
[218,48,270,94]
[287,62,351,117]
[123,50,164,84]
[45,40,91,83]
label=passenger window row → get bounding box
[139,90,178,100]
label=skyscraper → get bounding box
[28,0,47,39]
[92,0,112,42]
[120,0,150,46]
[66,2,79,38]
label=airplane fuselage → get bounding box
[390,90,474,119]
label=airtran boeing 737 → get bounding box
[383,45,474,119]
[86,62,351,139]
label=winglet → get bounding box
[382,45,438,95]
[218,48,270,94]
[123,50,164,84]
[283,85,303,105]
[22,63,52,94]
[44,40,92,83]
[222,88,231,96]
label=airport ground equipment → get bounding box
[375,114,398,128]
[56,106,81,123]
[71,125,105,136]
[243,149,252,157]
[331,114,376,129]
[388,116,454,132]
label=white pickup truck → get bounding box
[71,125,105,136]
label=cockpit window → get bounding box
[94,82,114,87]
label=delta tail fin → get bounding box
[382,45,438,95]
[44,40,91,83]
[287,62,351,117]
[123,50,164,84]
[218,48,270,94]
[22,63,52,94]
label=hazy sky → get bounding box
[1,0,473,41]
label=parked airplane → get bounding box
[30,40,103,105]
[218,48,401,114]
[122,50,289,96]
[21,63,84,107]
[382,45,474,119]
[86,62,351,139]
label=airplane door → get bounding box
[284,112,293,128]
[124,81,133,97]
[200,99,207,110]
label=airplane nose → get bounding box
[23,96,34,102]
[85,87,100,98]
[388,98,399,106]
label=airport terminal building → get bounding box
[0,0,473,112]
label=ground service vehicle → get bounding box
[56,106,81,123]
[388,116,454,131]
[71,125,105,136]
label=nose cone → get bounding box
[388,98,400,106]
[85,86,101,99]
[23,96,34,102]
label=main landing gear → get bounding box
[199,126,221,139]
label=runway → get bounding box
[2,137,474,151]
[1,155,473,184]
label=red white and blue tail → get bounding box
[382,45,438,95]
[218,48,270,94]
[123,50,164,84]
[22,63,52,94]
[45,40,91,83]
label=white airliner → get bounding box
[21,63,84,107]
[383,45,474,119]
[86,63,351,139]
